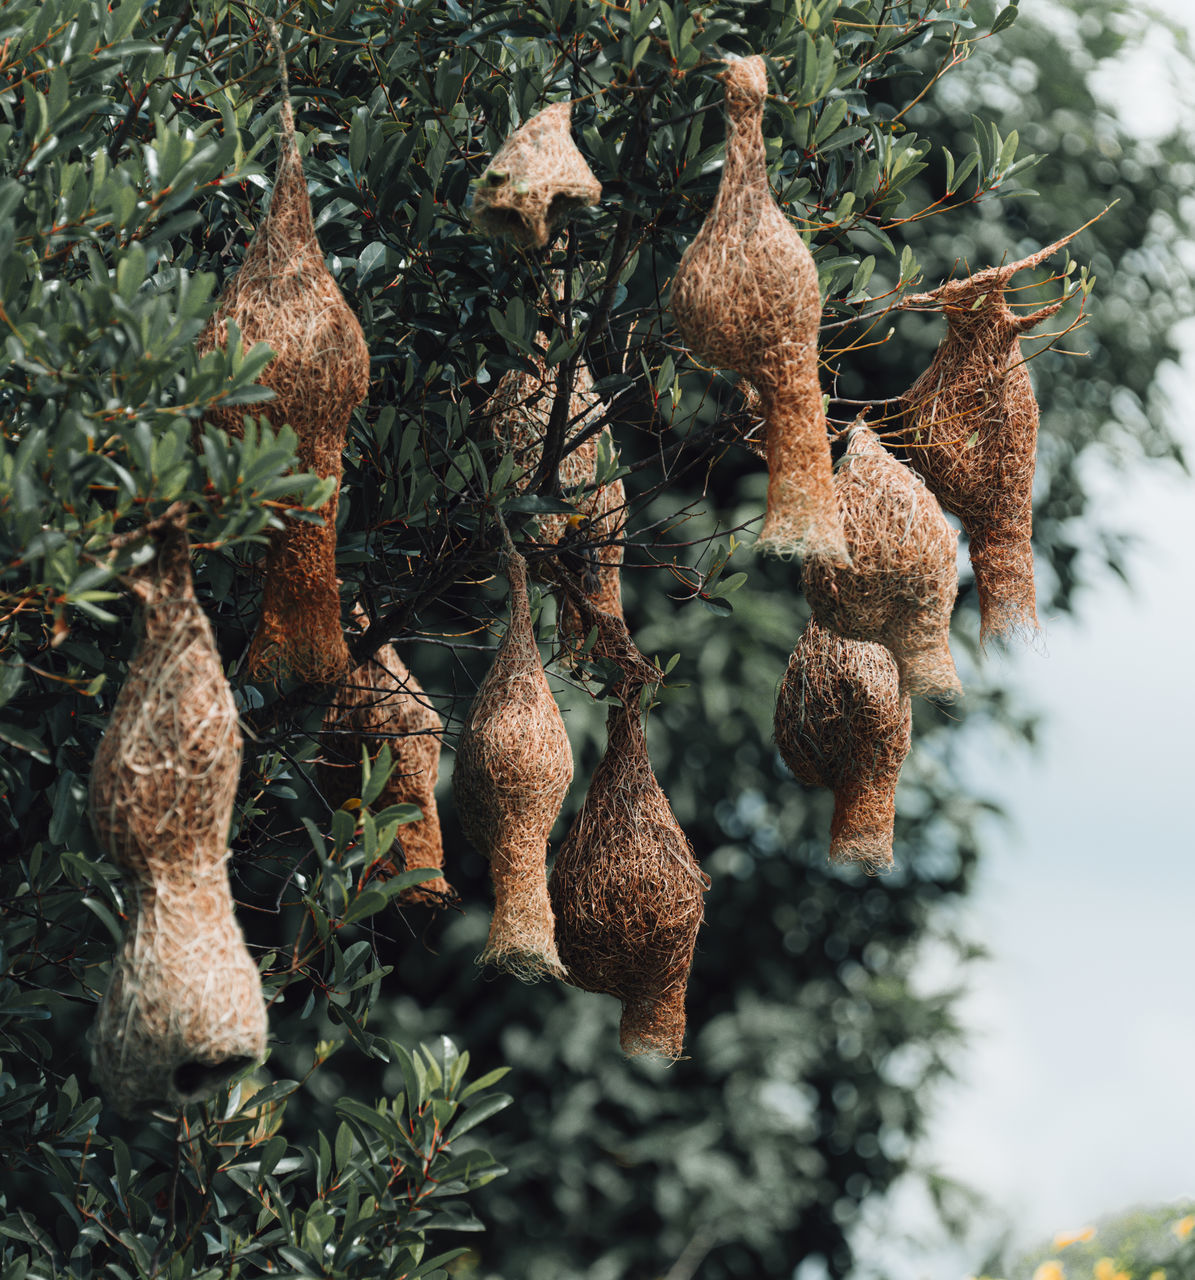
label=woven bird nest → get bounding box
[453,551,574,981]
[549,697,708,1058]
[197,35,369,683]
[899,235,1076,643]
[470,102,601,249]
[320,621,451,905]
[774,617,912,871]
[486,357,626,653]
[88,506,266,1116]
[670,55,844,564]
[803,423,962,700]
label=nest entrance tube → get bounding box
[803,423,962,701]
[87,506,267,1117]
[452,551,573,981]
[774,618,912,871]
[899,232,1081,643]
[469,102,601,249]
[549,691,708,1058]
[670,54,845,564]
[196,27,369,683]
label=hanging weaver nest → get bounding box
[196,27,369,683]
[899,232,1083,643]
[774,617,912,872]
[469,101,601,249]
[319,615,451,906]
[803,423,962,701]
[549,693,708,1058]
[485,357,626,654]
[88,505,267,1116]
[452,551,574,981]
[670,55,845,564]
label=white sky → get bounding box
[852,4,1195,1275]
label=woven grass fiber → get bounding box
[670,55,845,564]
[774,616,912,872]
[453,551,573,981]
[320,619,451,905]
[549,695,708,1058]
[470,101,601,249]
[197,28,369,683]
[486,357,625,651]
[900,235,1077,643]
[88,506,266,1117]
[803,423,962,701]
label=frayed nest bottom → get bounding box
[619,988,687,1058]
[478,858,566,983]
[970,528,1039,646]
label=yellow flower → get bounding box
[1054,1227,1096,1250]
[1093,1259,1129,1280]
[1148,1270,1166,1280]
[1172,1215,1195,1241]
[1033,1264,1065,1280]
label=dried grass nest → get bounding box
[774,616,912,872]
[485,357,626,654]
[453,551,573,981]
[899,235,1076,643]
[88,505,267,1116]
[549,694,708,1058]
[320,616,451,905]
[470,101,601,249]
[803,423,962,701]
[670,54,845,564]
[197,29,369,683]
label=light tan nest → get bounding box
[320,618,451,905]
[88,506,266,1116]
[774,616,912,871]
[549,697,709,1058]
[900,235,1076,643]
[197,36,369,683]
[670,55,845,563]
[452,551,574,981]
[803,423,962,700]
[470,101,601,249]
[485,357,626,653]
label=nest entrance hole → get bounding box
[172,1054,256,1102]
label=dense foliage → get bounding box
[0,1,1189,1278]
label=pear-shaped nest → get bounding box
[803,423,962,701]
[452,552,573,981]
[549,698,708,1057]
[88,505,266,1116]
[320,624,451,906]
[774,616,912,871]
[197,49,369,683]
[670,55,843,563]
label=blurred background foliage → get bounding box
[0,0,1190,1278]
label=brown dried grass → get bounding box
[88,506,266,1116]
[774,617,911,872]
[900,235,1078,643]
[486,358,626,653]
[320,620,451,906]
[197,35,369,683]
[470,101,601,249]
[803,423,962,700]
[549,698,708,1058]
[452,551,573,981]
[670,55,845,563]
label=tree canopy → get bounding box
[0,1,1189,1278]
